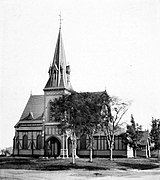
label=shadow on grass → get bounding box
[0,157,159,171]
[40,163,108,171]
[0,158,108,171]
[117,162,159,170]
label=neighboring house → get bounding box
[13,23,131,158]
[137,131,151,158]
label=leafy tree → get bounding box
[50,91,103,163]
[126,114,142,158]
[99,96,129,160]
[50,92,80,164]
[150,117,160,150]
[78,92,102,162]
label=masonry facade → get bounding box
[13,26,128,158]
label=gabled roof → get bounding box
[20,95,44,121]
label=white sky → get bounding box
[0,0,160,148]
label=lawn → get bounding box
[0,157,159,171]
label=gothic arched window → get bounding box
[36,135,42,149]
[22,135,28,149]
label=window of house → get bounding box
[93,136,98,150]
[99,136,106,150]
[22,135,28,149]
[80,134,86,150]
[36,135,42,149]
[100,136,107,150]
[114,136,119,150]
[122,140,127,150]
[101,137,105,150]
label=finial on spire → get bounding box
[59,12,63,29]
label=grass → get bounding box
[0,157,159,171]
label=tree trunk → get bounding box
[110,136,114,161]
[89,136,93,162]
[110,148,113,161]
[89,148,93,162]
[158,149,160,160]
[134,149,137,159]
[110,144,113,161]
[72,140,75,164]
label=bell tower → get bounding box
[43,25,72,121]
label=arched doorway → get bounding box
[46,136,61,157]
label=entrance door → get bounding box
[46,137,61,157]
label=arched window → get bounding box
[22,135,28,149]
[36,135,42,149]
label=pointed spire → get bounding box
[59,12,63,30]
[44,20,72,91]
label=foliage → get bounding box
[126,114,142,153]
[50,91,104,135]
[150,117,160,150]
[50,91,129,161]
[50,91,109,162]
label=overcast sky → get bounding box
[1,0,160,148]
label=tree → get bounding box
[99,96,129,161]
[80,92,102,162]
[50,91,102,163]
[150,117,160,151]
[126,114,142,158]
[50,92,80,164]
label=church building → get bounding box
[13,24,73,157]
[13,24,130,158]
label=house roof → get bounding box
[20,95,44,121]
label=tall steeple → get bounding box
[44,26,72,91]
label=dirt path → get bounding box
[0,168,160,180]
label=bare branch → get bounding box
[115,107,129,127]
